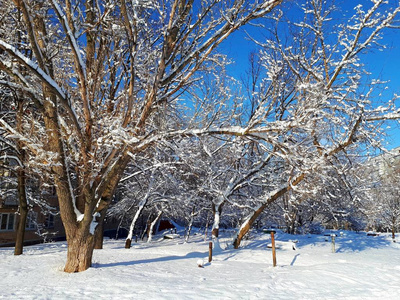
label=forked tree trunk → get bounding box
[65,246,93,272]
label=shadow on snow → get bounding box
[94,251,207,269]
[239,231,394,253]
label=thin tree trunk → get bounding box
[185,206,196,243]
[94,208,107,249]
[143,215,152,240]
[115,213,125,240]
[233,174,305,249]
[140,218,150,241]
[204,213,210,241]
[125,199,147,248]
[211,203,223,239]
[392,218,396,241]
[233,203,268,249]
[14,99,27,256]
[14,167,28,255]
[211,203,224,250]
[392,226,396,241]
[147,210,163,243]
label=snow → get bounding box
[51,0,86,80]
[1,230,400,299]
[0,40,67,100]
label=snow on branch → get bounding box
[328,1,400,89]
[0,40,84,143]
[0,40,67,101]
[51,0,87,80]
[0,119,39,156]
[0,154,23,167]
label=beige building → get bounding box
[0,170,65,246]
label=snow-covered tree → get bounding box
[0,83,30,255]
[0,0,283,271]
[232,0,400,248]
[363,149,400,239]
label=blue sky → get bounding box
[219,1,400,150]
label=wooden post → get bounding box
[208,242,213,263]
[331,234,335,253]
[271,232,277,267]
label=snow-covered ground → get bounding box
[1,229,400,299]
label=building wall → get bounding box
[0,198,65,246]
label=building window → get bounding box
[25,211,37,230]
[0,213,15,231]
[45,214,55,229]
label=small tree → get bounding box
[364,150,400,240]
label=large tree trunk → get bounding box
[41,99,98,273]
[41,101,84,272]
[64,228,95,273]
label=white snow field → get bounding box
[1,230,400,299]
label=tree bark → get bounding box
[143,215,152,240]
[3,0,285,272]
[233,202,268,249]
[392,219,396,241]
[14,99,27,256]
[147,210,163,243]
[64,228,95,273]
[94,208,107,249]
[233,174,305,249]
[185,206,196,242]
[211,203,223,239]
[14,167,28,255]
[125,197,148,248]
